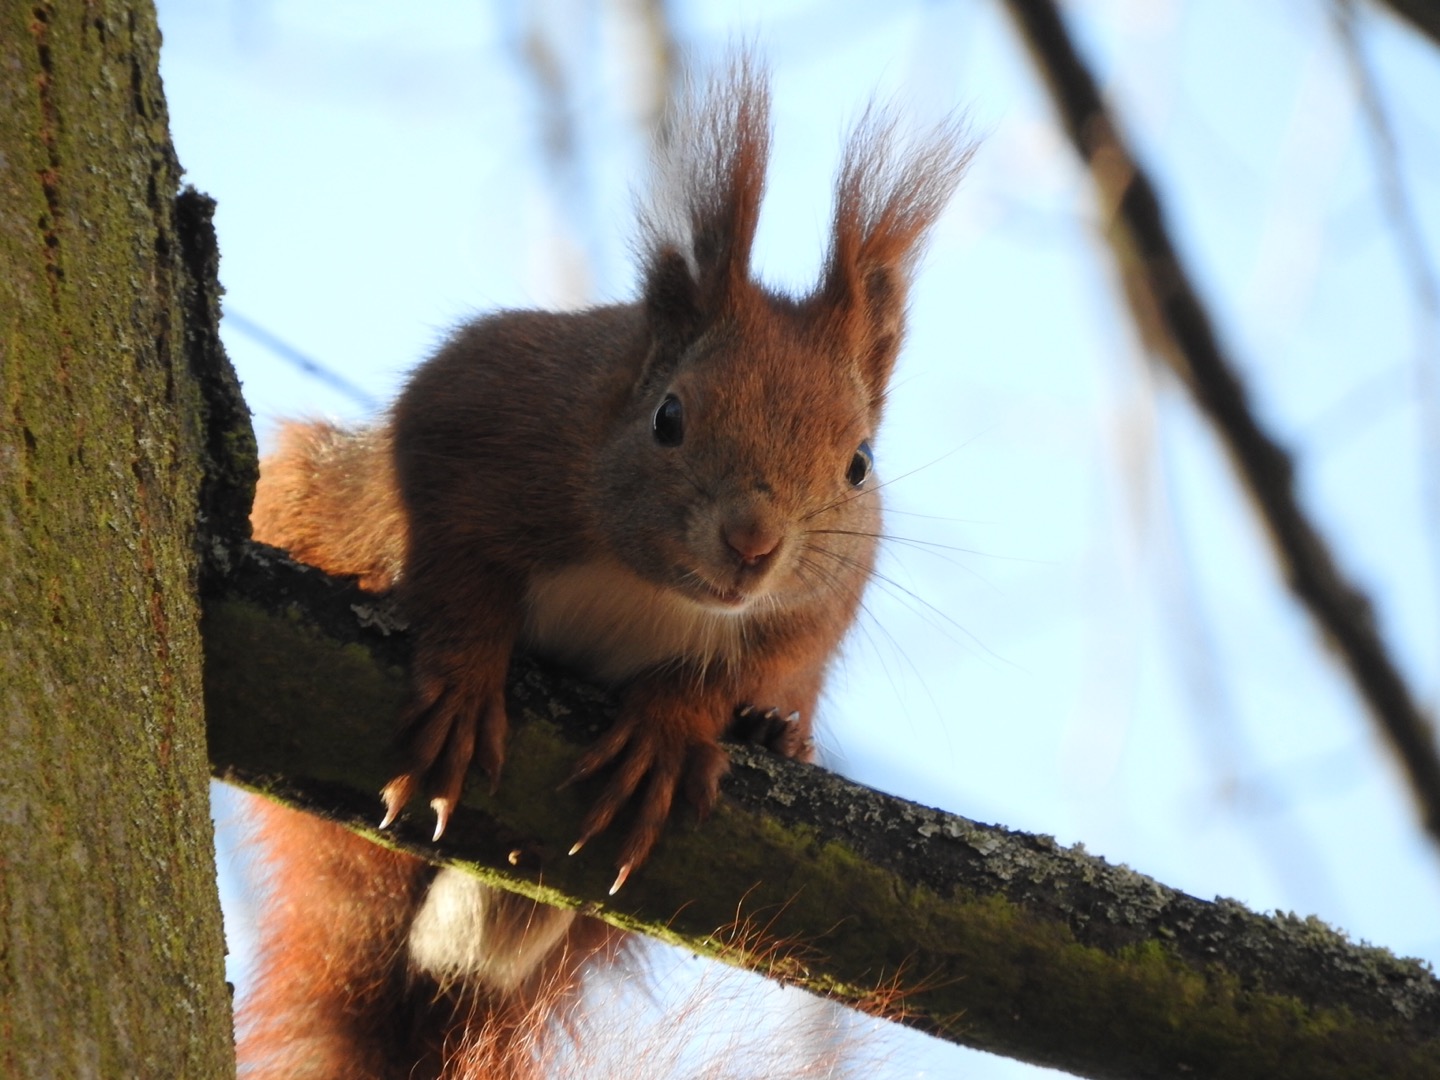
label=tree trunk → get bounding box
[0,1,248,1075]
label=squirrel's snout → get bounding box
[723,519,782,569]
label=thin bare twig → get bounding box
[1369,0,1440,49]
[223,310,378,410]
[1332,0,1440,623]
[1000,0,1440,850]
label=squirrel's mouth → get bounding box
[686,575,754,613]
[674,556,779,614]
[705,585,748,608]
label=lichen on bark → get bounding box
[0,2,244,1076]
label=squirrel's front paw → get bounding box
[565,711,729,894]
[380,667,509,841]
[728,704,812,760]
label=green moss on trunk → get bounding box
[0,2,238,1075]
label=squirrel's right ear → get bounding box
[639,55,771,336]
[821,109,975,410]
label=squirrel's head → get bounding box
[597,56,975,618]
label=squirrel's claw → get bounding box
[566,710,731,890]
[429,797,453,841]
[380,676,508,839]
[728,703,808,759]
[378,774,416,829]
[609,863,634,896]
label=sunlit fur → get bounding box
[240,54,971,1079]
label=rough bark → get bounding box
[206,541,1440,1080]
[0,1,249,1076]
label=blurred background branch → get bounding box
[1371,0,1440,49]
[1001,0,1440,855]
[1333,0,1440,627]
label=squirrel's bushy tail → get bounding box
[235,799,621,1080]
[249,420,407,592]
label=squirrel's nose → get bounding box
[724,520,781,567]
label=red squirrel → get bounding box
[239,57,971,1080]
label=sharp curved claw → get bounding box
[429,797,453,841]
[379,775,415,829]
[379,667,514,844]
[609,863,634,895]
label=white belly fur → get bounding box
[522,558,746,682]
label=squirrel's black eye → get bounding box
[847,441,873,487]
[652,393,685,447]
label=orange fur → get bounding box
[236,799,621,1079]
[239,56,971,1078]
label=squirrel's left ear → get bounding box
[820,111,975,410]
[639,54,771,342]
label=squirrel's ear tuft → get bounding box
[639,52,771,329]
[821,108,976,405]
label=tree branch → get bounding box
[1000,0,1440,856]
[1369,0,1440,50]
[1333,0,1440,625]
[204,539,1440,1080]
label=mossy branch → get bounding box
[204,539,1440,1080]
